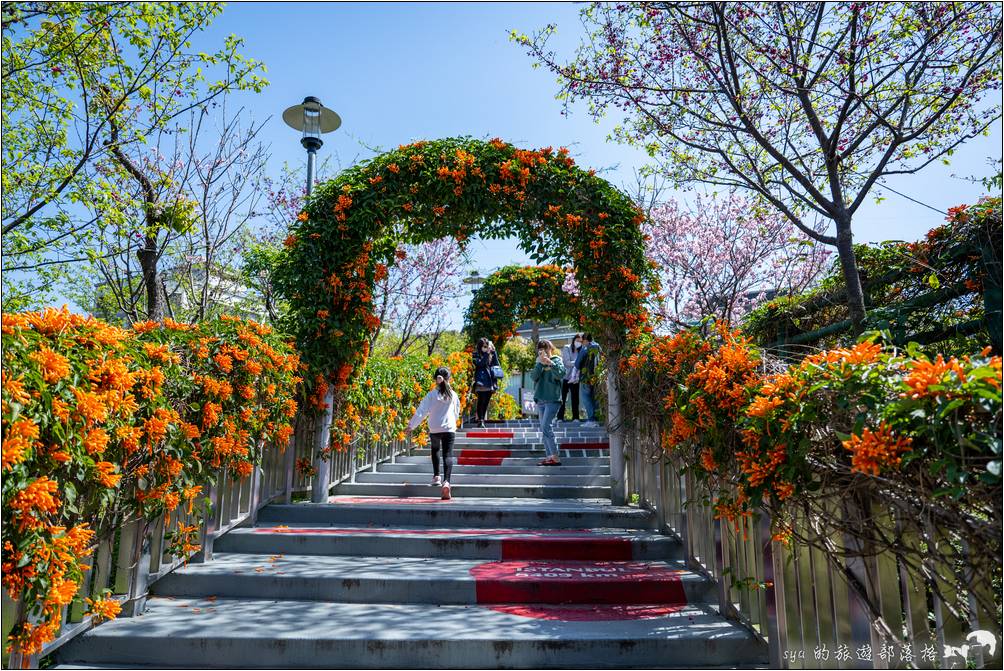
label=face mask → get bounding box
[574,340,581,347]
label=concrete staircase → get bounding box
[56,421,767,669]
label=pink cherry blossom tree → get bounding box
[645,193,831,328]
[369,238,466,356]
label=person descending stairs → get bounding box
[55,419,768,669]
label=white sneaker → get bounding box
[441,482,452,500]
[581,421,600,428]
[431,476,442,486]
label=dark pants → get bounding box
[475,390,494,421]
[559,380,580,420]
[430,432,455,482]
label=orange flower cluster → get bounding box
[2,417,39,470]
[842,424,913,476]
[8,476,60,532]
[2,310,301,656]
[902,353,969,399]
[804,341,883,368]
[661,320,998,528]
[85,596,123,623]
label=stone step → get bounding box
[394,455,609,466]
[331,482,611,499]
[453,437,609,446]
[376,462,609,475]
[465,422,605,427]
[457,432,609,439]
[412,448,608,458]
[57,596,766,669]
[215,525,680,560]
[460,424,605,429]
[352,472,612,486]
[258,498,657,530]
[151,554,711,605]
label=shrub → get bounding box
[488,392,520,420]
[335,351,473,453]
[743,197,1002,355]
[622,324,1002,627]
[1,309,300,656]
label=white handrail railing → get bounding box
[3,420,414,669]
[623,416,1001,670]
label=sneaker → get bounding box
[431,476,442,486]
[441,482,452,500]
[581,421,600,428]
[478,420,486,429]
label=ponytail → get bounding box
[434,367,453,401]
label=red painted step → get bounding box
[560,442,609,450]
[464,431,514,438]
[458,449,511,466]
[501,538,633,561]
[458,457,506,466]
[470,560,687,605]
[459,449,511,457]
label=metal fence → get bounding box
[3,422,414,668]
[623,417,1001,670]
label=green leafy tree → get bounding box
[2,2,267,309]
[500,336,537,374]
[516,2,1002,331]
[426,329,468,358]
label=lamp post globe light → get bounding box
[282,96,341,196]
[463,270,485,296]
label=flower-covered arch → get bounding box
[463,264,583,348]
[274,137,651,404]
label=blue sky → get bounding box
[192,3,1002,325]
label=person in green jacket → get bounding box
[531,339,566,465]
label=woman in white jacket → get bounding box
[407,366,460,500]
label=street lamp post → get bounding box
[462,270,484,296]
[283,96,341,503]
[282,96,341,196]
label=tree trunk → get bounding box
[310,385,335,503]
[834,218,867,334]
[138,234,164,321]
[426,330,442,356]
[980,234,1003,355]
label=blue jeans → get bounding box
[538,401,561,458]
[581,384,597,421]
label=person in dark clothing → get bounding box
[558,334,583,421]
[574,333,602,426]
[472,337,501,428]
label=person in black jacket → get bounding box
[472,337,501,428]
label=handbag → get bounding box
[489,351,504,379]
[568,366,580,384]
